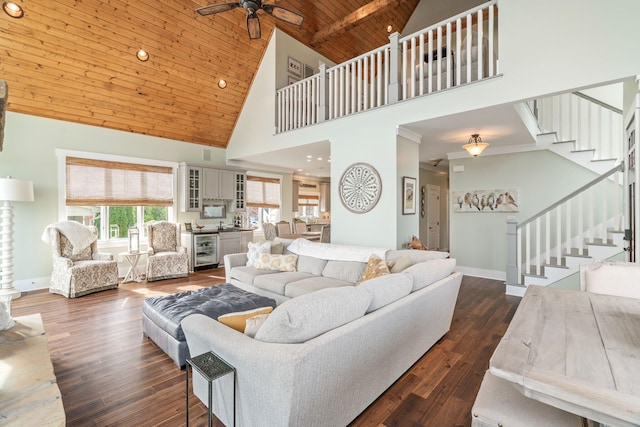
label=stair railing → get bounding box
[506,163,624,287]
[534,92,624,162]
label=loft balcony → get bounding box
[276,1,499,134]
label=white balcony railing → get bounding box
[276,0,499,133]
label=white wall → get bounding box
[396,133,420,248]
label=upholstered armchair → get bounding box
[46,223,118,298]
[146,221,188,282]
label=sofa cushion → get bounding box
[255,253,298,272]
[218,306,274,333]
[390,256,412,273]
[284,277,353,298]
[254,286,372,344]
[270,241,284,254]
[358,272,413,313]
[253,272,317,295]
[230,266,278,285]
[404,258,457,291]
[246,241,271,267]
[296,255,328,276]
[322,260,366,283]
[358,255,390,283]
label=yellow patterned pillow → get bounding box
[254,253,298,272]
[218,307,274,333]
[358,255,390,284]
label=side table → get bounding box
[186,351,236,427]
[119,251,143,283]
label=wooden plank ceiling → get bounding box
[0,0,419,149]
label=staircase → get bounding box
[506,93,626,296]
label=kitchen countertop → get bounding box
[185,228,255,234]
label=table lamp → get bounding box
[0,176,34,299]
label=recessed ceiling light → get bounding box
[306,155,312,158]
[3,2,23,18]
[136,49,149,62]
[317,157,322,161]
[218,79,227,89]
[386,25,393,33]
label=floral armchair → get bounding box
[146,221,188,282]
[47,224,118,298]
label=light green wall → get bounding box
[2,111,229,289]
[449,150,598,279]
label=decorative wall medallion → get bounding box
[339,163,382,213]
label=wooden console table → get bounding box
[490,286,640,427]
[0,313,65,426]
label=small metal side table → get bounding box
[186,351,236,427]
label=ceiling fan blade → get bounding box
[196,2,241,16]
[247,13,261,39]
[261,4,304,26]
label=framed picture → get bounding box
[184,222,192,232]
[402,177,417,215]
[287,56,302,77]
[287,75,299,86]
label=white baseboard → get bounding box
[14,277,51,292]
[455,266,506,282]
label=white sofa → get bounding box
[182,238,462,426]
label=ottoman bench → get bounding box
[142,283,277,367]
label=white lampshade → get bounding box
[0,177,34,202]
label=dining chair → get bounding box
[320,224,331,243]
[263,223,277,240]
[275,221,291,236]
[579,260,640,298]
[294,221,308,234]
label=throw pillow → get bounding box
[254,253,298,272]
[254,287,372,344]
[270,241,284,254]
[246,241,271,267]
[358,255,390,284]
[244,313,270,338]
[390,256,412,273]
[218,306,274,333]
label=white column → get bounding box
[0,201,20,299]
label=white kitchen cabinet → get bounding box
[233,172,246,212]
[179,164,202,212]
[218,231,241,261]
[240,230,253,253]
[203,168,235,200]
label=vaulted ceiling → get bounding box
[0,0,420,149]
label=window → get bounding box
[296,191,319,220]
[246,175,281,229]
[61,153,177,242]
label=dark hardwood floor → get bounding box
[11,270,519,427]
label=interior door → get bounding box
[426,185,440,250]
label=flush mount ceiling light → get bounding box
[463,133,489,157]
[3,2,24,18]
[136,49,149,62]
[217,79,227,89]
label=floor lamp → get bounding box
[0,177,34,299]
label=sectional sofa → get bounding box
[182,237,462,426]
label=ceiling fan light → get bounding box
[3,2,23,18]
[463,134,489,157]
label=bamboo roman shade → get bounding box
[246,175,280,208]
[66,157,174,206]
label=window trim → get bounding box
[56,149,179,246]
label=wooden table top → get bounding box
[489,286,640,426]
[278,233,320,241]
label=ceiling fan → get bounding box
[196,1,304,40]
